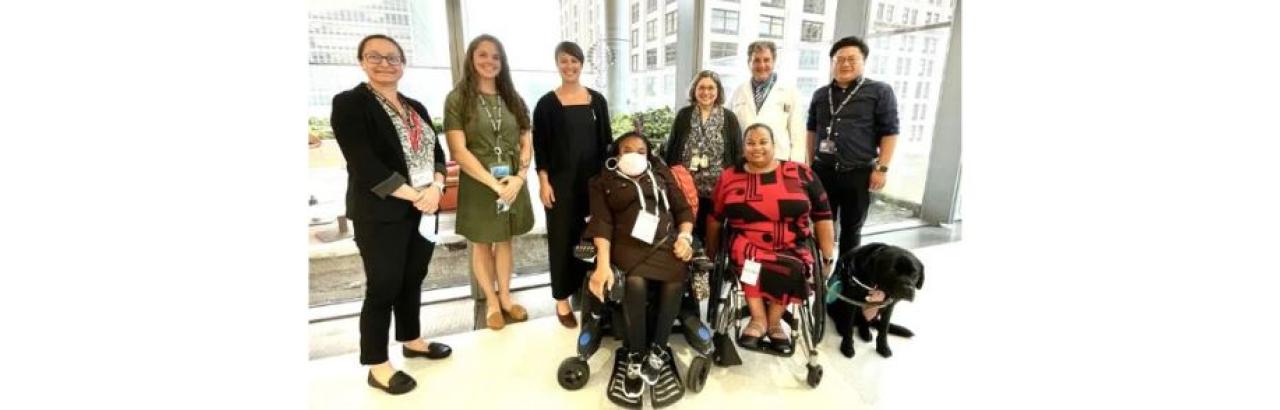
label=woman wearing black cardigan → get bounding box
[662,70,743,241]
[330,35,452,395]
[532,42,613,328]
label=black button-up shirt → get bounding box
[806,77,899,166]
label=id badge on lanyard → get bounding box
[623,169,666,244]
[822,78,866,155]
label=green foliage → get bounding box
[309,117,334,140]
[611,107,675,152]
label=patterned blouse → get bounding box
[680,106,726,198]
[369,84,436,188]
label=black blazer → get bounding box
[532,88,613,176]
[331,83,447,222]
[661,105,743,177]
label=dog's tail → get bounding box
[870,320,915,338]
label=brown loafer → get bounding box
[557,310,578,328]
[486,311,505,330]
[503,303,528,322]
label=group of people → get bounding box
[330,32,899,401]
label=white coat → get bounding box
[729,78,808,163]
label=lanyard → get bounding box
[370,87,424,152]
[478,95,505,156]
[616,168,668,216]
[825,77,866,140]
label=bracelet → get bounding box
[677,232,694,244]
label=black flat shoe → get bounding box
[367,370,416,395]
[403,342,452,359]
[767,329,795,356]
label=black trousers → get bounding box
[814,166,872,256]
[546,173,593,300]
[623,276,684,351]
[352,214,435,365]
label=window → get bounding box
[631,3,639,23]
[900,7,910,24]
[647,0,657,13]
[647,20,656,41]
[906,35,915,53]
[665,43,676,66]
[762,0,785,9]
[895,57,904,75]
[886,5,894,23]
[665,11,676,35]
[646,48,657,69]
[911,9,919,25]
[631,29,638,49]
[802,21,822,43]
[632,54,639,72]
[711,9,739,34]
[760,15,784,39]
[646,76,656,97]
[799,49,820,70]
[876,4,885,22]
[804,0,824,14]
[710,41,737,59]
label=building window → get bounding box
[760,15,784,39]
[646,76,656,97]
[665,43,676,66]
[799,49,820,70]
[886,5,895,23]
[911,9,919,25]
[647,0,657,14]
[801,21,822,43]
[901,7,911,24]
[876,4,885,22]
[647,48,657,69]
[665,11,676,35]
[632,54,639,72]
[710,41,737,59]
[804,0,824,14]
[711,9,739,35]
[647,20,656,41]
[631,29,638,49]
[761,0,785,9]
[797,76,819,96]
[906,35,915,52]
[631,3,639,24]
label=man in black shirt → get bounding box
[806,35,899,255]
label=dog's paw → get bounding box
[857,326,873,342]
[875,343,893,358]
[840,338,855,358]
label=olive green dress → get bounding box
[444,90,535,243]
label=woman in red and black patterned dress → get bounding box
[706,123,837,355]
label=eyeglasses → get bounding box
[833,56,863,66]
[363,54,404,66]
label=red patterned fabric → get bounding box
[668,164,699,215]
[711,161,832,304]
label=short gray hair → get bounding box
[747,41,777,61]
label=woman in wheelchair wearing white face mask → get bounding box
[584,131,696,408]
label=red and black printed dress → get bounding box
[711,161,833,305]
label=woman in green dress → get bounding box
[444,34,536,330]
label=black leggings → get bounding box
[623,275,684,352]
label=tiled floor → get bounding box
[309,231,963,409]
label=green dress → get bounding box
[444,90,535,243]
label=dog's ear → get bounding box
[852,243,887,274]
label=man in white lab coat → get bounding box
[729,41,808,164]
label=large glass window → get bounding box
[665,11,677,35]
[801,20,823,42]
[803,0,825,14]
[864,0,956,207]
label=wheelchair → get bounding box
[704,221,828,388]
[554,240,719,393]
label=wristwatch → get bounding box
[874,164,889,173]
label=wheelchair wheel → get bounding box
[809,243,828,344]
[557,357,590,390]
[806,363,823,388]
[686,356,711,392]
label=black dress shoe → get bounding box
[367,370,416,395]
[403,342,452,359]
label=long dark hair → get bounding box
[454,34,530,131]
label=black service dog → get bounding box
[826,243,924,358]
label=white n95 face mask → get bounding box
[617,152,649,177]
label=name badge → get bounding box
[741,259,762,286]
[410,169,432,189]
[631,211,660,244]
[818,139,837,154]
[489,164,511,179]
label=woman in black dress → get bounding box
[532,42,613,328]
